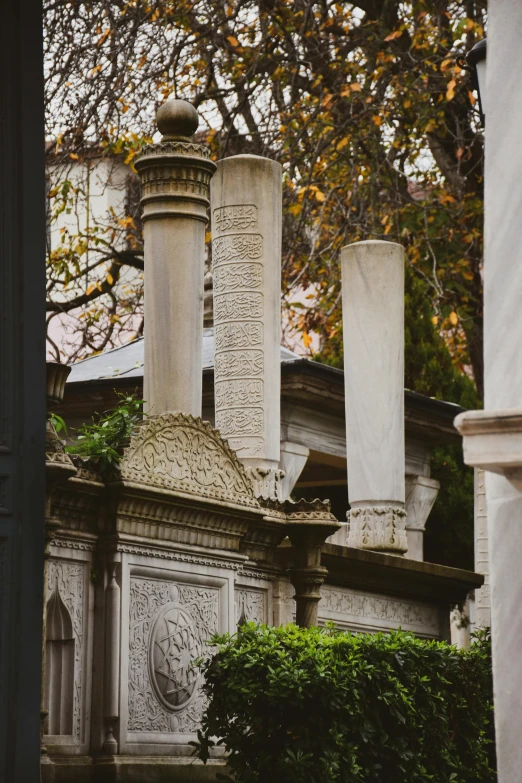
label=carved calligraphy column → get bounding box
[135,100,216,417]
[341,241,408,554]
[211,156,284,499]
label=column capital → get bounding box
[135,140,216,222]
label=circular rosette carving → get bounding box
[148,602,202,712]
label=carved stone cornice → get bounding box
[48,477,103,539]
[104,540,247,570]
[455,408,522,474]
[106,490,254,553]
[50,537,97,553]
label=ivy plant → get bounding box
[66,391,144,471]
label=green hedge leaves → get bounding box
[195,625,496,783]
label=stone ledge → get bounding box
[276,543,484,605]
[47,755,227,783]
[454,408,522,473]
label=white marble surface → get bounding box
[404,474,440,561]
[279,441,309,500]
[211,155,282,479]
[341,240,407,552]
[474,468,490,629]
[341,240,405,504]
[143,216,206,417]
[464,5,522,778]
[135,105,215,418]
[319,584,442,638]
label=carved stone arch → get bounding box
[44,580,75,735]
[119,412,259,508]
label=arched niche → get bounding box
[44,580,75,736]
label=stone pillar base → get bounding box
[347,505,408,553]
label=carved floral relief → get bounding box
[128,577,219,735]
[235,588,267,625]
[119,413,258,508]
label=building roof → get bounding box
[65,328,465,446]
[67,328,301,384]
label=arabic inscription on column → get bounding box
[213,205,264,457]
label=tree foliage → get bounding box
[44,0,486,393]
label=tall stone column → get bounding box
[341,240,407,553]
[454,4,522,776]
[135,100,216,416]
[211,155,283,499]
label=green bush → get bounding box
[194,625,496,783]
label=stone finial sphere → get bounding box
[156,99,199,138]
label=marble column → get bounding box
[135,100,216,416]
[453,5,522,779]
[341,240,407,553]
[211,155,283,499]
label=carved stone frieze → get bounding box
[237,568,277,582]
[319,585,440,635]
[119,412,259,509]
[69,456,104,486]
[45,561,85,742]
[128,578,219,734]
[112,542,246,572]
[51,538,96,553]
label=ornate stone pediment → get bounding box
[119,413,259,509]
